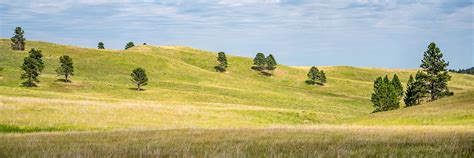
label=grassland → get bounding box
[0,39,473,156]
[1,126,472,157]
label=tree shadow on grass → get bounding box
[55,79,72,83]
[128,88,146,91]
[21,82,37,87]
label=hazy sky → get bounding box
[1,0,472,69]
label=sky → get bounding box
[0,0,472,69]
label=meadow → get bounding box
[0,39,473,156]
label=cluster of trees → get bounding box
[305,66,326,86]
[370,75,403,112]
[371,42,452,113]
[19,48,75,87]
[449,67,474,75]
[252,53,277,76]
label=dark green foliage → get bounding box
[420,42,452,101]
[252,53,266,71]
[98,42,105,49]
[56,55,74,82]
[306,67,326,85]
[131,68,148,91]
[10,27,26,51]
[21,49,44,87]
[319,70,326,84]
[266,54,277,71]
[449,67,474,75]
[252,53,278,76]
[125,42,135,50]
[391,74,403,99]
[214,52,228,72]
[403,75,416,107]
[371,75,399,113]
[404,71,429,107]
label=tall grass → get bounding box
[0,126,472,157]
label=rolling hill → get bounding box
[0,39,473,132]
[1,39,473,157]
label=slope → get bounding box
[0,39,473,131]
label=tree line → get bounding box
[371,43,453,113]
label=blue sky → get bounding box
[1,0,472,69]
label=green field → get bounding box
[0,39,473,156]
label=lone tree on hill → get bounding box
[98,42,105,49]
[420,42,452,101]
[131,67,148,91]
[11,27,26,51]
[306,67,326,85]
[252,53,266,71]
[404,71,429,107]
[371,75,399,112]
[214,52,228,72]
[391,74,403,100]
[125,42,135,50]
[21,48,44,87]
[56,55,74,82]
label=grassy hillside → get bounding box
[0,39,473,132]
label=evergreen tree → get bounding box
[266,54,277,71]
[125,42,135,50]
[56,55,74,82]
[252,53,266,71]
[413,71,429,104]
[420,42,452,101]
[11,27,26,51]
[371,75,399,112]
[214,52,228,72]
[391,74,403,99]
[319,70,326,84]
[21,49,44,87]
[305,67,326,85]
[306,66,319,85]
[98,42,105,49]
[404,75,417,107]
[130,68,148,91]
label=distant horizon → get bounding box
[1,0,472,69]
[1,37,471,70]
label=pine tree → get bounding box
[404,75,417,107]
[266,54,277,71]
[125,42,135,50]
[56,55,74,82]
[11,27,26,51]
[319,70,326,85]
[130,68,148,91]
[305,67,326,86]
[306,66,319,85]
[214,52,228,72]
[98,42,105,49]
[413,71,429,104]
[21,49,44,87]
[391,74,403,99]
[420,42,452,101]
[252,53,266,71]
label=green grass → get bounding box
[0,39,473,156]
[0,126,472,157]
[0,39,473,131]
